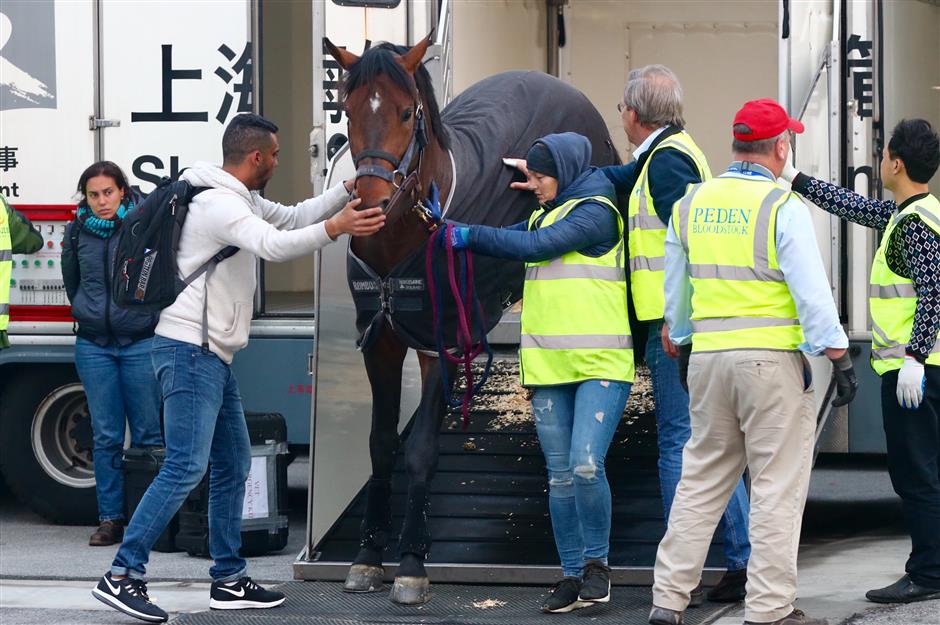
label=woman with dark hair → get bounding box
[62,161,163,546]
[447,132,634,614]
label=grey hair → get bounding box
[622,65,685,128]
[731,125,788,155]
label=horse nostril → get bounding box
[380,200,390,211]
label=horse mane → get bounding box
[340,42,450,150]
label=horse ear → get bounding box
[323,37,360,70]
[395,31,434,74]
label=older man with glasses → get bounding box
[605,65,752,604]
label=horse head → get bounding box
[325,34,441,217]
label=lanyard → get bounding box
[727,161,774,180]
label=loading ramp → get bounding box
[296,360,729,585]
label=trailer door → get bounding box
[96,1,251,194]
[0,0,96,207]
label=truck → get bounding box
[1,0,938,582]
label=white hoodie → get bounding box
[155,162,348,363]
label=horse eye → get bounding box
[402,109,412,122]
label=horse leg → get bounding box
[389,353,455,606]
[344,324,408,593]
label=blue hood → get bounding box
[536,132,617,208]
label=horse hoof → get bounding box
[389,576,431,605]
[343,564,385,593]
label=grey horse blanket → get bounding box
[351,71,622,351]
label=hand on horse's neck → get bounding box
[352,132,452,276]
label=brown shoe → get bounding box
[89,520,124,546]
[744,609,827,625]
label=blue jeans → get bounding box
[646,320,751,571]
[75,337,163,522]
[112,336,251,582]
[533,379,632,578]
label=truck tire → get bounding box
[0,367,98,525]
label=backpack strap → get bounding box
[176,186,234,352]
[180,245,240,352]
[181,246,240,287]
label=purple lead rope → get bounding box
[425,223,492,428]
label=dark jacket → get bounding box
[467,132,620,262]
[600,141,702,225]
[61,212,159,346]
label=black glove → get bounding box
[830,351,858,407]
[677,344,692,393]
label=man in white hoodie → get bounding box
[92,113,384,623]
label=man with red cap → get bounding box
[648,99,858,625]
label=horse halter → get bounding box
[351,103,429,216]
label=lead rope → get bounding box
[425,222,494,428]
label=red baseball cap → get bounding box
[733,98,804,141]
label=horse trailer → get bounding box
[1,0,938,584]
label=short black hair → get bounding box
[222,113,279,165]
[887,119,939,184]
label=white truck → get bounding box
[1,0,937,578]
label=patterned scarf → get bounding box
[77,201,131,238]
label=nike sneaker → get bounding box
[209,576,286,610]
[91,572,168,623]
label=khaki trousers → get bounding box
[652,350,816,623]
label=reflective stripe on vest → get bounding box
[520,195,634,386]
[0,204,12,333]
[868,194,940,374]
[520,333,634,350]
[673,176,803,353]
[628,132,710,321]
[525,263,626,282]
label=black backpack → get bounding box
[112,178,239,314]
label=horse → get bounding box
[325,33,621,605]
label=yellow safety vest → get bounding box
[628,130,711,321]
[0,198,12,334]
[869,194,940,374]
[672,175,804,353]
[520,196,635,386]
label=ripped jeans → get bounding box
[532,380,631,578]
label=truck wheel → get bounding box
[0,368,99,525]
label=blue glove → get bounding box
[438,226,470,250]
[426,182,442,222]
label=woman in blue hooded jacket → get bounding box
[448,132,634,613]
[62,161,163,547]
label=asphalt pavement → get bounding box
[2,455,937,625]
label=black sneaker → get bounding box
[865,574,940,604]
[579,559,611,603]
[707,568,747,603]
[210,577,286,610]
[91,572,168,623]
[541,577,587,613]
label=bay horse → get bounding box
[325,33,621,605]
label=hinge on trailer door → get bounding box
[88,116,121,130]
[307,353,315,376]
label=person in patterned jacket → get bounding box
[781,118,940,605]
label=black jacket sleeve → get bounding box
[61,222,80,303]
[646,149,703,225]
